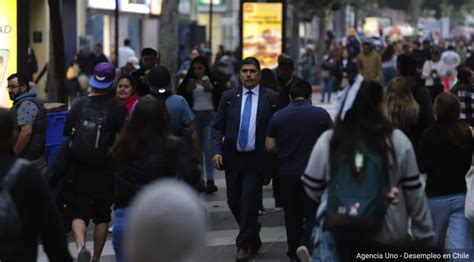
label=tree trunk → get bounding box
[159,0,180,90]
[316,8,327,68]
[47,0,66,103]
[340,5,347,38]
[409,0,424,30]
[290,5,300,75]
[353,4,359,29]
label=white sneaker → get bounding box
[296,245,311,262]
[108,225,114,233]
[77,246,91,262]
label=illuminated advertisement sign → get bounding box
[0,0,17,107]
[150,0,162,16]
[242,2,283,69]
[88,0,156,14]
[198,0,226,12]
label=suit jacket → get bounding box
[211,86,281,178]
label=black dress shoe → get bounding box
[250,237,262,255]
[236,248,251,261]
[206,179,218,194]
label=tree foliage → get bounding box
[292,0,378,22]
[379,0,474,15]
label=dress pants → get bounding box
[225,152,262,249]
[280,175,318,259]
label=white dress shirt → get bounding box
[118,46,136,67]
[237,85,260,152]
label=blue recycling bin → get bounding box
[45,111,68,166]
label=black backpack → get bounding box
[69,99,114,163]
[0,159,28,244]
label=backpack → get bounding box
[326,148,389,233]
[0,159,29,244]
[69,98,114,164]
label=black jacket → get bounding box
[0,152,72,262]
[114,136,194,208]
[404,79,435,150]
[277,74,303,107]
[211,86,281,180]
[334,59,358,89]
[131,68,152,97]
[418,122,472,197]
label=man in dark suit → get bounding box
[211,57,280,261]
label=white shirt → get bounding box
[118,46,136,67]
[441,50,461,73]
[422,60,446,86]
[382,55,397,69]
[192,84,214,111]
[237,85,260,152]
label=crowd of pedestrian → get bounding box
[3,31,474,262]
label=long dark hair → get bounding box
[115,75,137,98]
[177,56,218,108]
[451,66,472,94]
[116,75,137,90]
[331,81,394,175]
[434,93,471,149]
[260,68,279,91]
[178,56,213,89]
[112,98,170,160]
[381,44,395,62]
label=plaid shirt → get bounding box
[457,87,474,121]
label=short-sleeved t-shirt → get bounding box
[165,95,195,132]
[16,100,40,126]
[266,100,332,176]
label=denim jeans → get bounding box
[312,231,339,262]
[321,76,335,103]
[382,66,397,86]
[193,110,215,181]
[428,194,473,249]
[112,207,129,262]
[302,69,314,85]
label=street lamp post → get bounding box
[209,0,213,57]
[115,0,119,67]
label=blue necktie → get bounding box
[238,91,253,150]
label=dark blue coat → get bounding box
[211,86,281,178]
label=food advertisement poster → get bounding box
[0,0,17,108]
[242,2,283,69]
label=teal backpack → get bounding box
[326,148,389,233]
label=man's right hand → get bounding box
[212,154,224,170]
